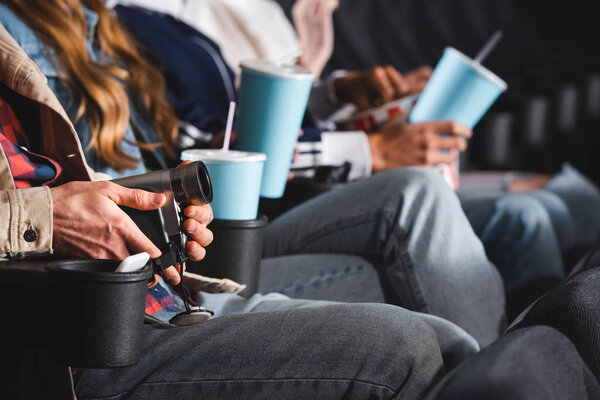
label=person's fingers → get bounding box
[380,114,406,135]
[292,0,309,19]
[352,91,374,111]
[432,136,468,152]
[104,182,166,211]
[183,219,214,247]
[405,66,433,92]
[178,160,192,167]
[369,67,395,105]
[320,0,339,13]
[419,121,472,138]
[384,65,408,97]
[423,149,458,166]
[118,217,162,259]
[162,266,181,286]
[186,241,207,261]
[292,143,301,163]
[184,204,213,226]
[408,66,433,80]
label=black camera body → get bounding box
[112,161,215,325]
[112,161,213,273]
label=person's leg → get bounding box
[263,167,506,346]
[529,163,600,251]
[508,266,600,380]
[73,302,444,400]
[197,289,479,371]
[457,190,565,318]
[259,254,386,303]
[258,255,479,370]
[425,326,600,400]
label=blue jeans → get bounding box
[457,164,600,315]
[260,167,506,346]
[73,302,445,399]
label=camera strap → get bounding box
[150,242,188,276]
[149,241,215,325]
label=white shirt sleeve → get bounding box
[321,131,372,180]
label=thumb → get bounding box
[353,92,373,111]
[104,182,167,210]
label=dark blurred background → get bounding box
[275,0,600,182]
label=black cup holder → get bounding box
[0,259,153,368]
[43,260,152,368]
[187,215,268,297]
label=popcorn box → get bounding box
[335,94,420,133]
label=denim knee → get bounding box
[493,194,556,245]
[345,303,444,383]
[372,167,459,217]
[488,194,565,286]
[378,167,454,197]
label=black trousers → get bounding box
[509,266,600,380]
[430,326,600,400]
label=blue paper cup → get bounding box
[409,47,507,128]
[234,60,314,198]
[181,150,266,220]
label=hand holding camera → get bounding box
[51,180,166,260]
[51,161,214,287]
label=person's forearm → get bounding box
[0,187,53,259]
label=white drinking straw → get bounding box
[222,101,236,152]
[474,30,504,65]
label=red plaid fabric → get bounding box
[0,96,62,188]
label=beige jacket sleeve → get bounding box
[0,187,53,259]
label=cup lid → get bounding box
[240,59,314,80]
[444,47,508,91]
[181,149,267,163]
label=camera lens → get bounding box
[171,162,213,205]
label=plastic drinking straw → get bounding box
[474,30,504,64]
[222,101,236,151]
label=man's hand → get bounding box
[334,65,433,111]
[404,66,433,94]
[293,0,339,77]
[51,181,166,260]
[367,117,471,172]
[51,179,215,287]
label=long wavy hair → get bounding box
[1,0,177,170]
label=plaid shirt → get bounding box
[0,95,176,318]
[0,96,63,188]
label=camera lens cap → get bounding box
[169,306,213,326]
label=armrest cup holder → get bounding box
[0,259,152,368]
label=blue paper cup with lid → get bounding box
[181,149,266,220]
[409,47,507,128]
[234,60,314,198]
